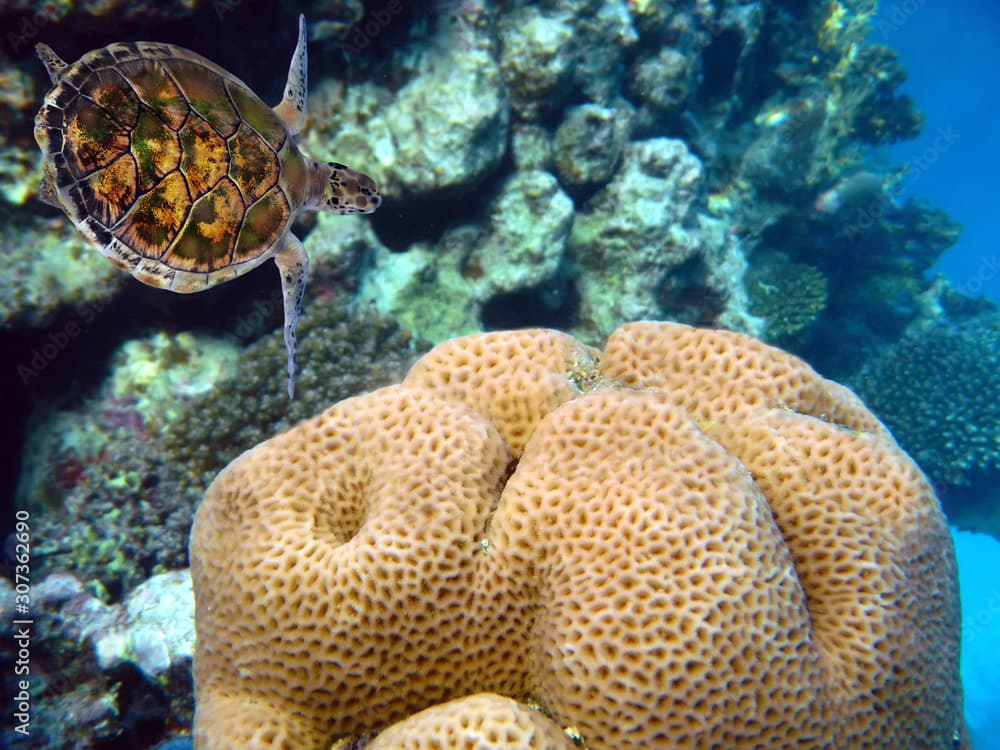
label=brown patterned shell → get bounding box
[35,41,310,292]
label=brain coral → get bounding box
[190,322,966,750]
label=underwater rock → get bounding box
[108,332,241,432]
[499,0,636,121]
[16,306,418,594]
[0,217,125,331]
[622,0,675,37]
[560,0,637,106]
[21,570,193,682]
[307,0,365,42]
[0,64,38,205]
[477,171,574,293]
[383,40,508,195]
[0,570,193,750]
[569,137,756,340]
[361,170,574,341]
[552,102,632,196]
[626,46,693,119]
[0,146,41,206]
[498,6,575,120]
[510,123,554,171]
[300,211,384,296]
[308,28,507,198]
[91,570,194,681]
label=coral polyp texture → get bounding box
[190,321,965,750]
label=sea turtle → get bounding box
[33,15,380,397]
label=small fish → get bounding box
[814,171,886,215]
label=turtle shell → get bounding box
[35,42,311,292]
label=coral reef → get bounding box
[850,314,1000,489]
[747,251,828,346]
[0,572,192,749]
[1,1,978,745]
[360,170,574,341]
[569,138,758,340]
[16,304,420,594]
[0,216,125,330]
[191,322,964,749]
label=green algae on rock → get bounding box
[17,304,420,594]
[1,217,125,330]
[568,137,760,341]
[552,102,632,195]
[161,304,421,482]
[360,170,574,342]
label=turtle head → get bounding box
[307,160,381,215]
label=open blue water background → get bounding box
[877,0,1000,303]
[878,1,1000,746]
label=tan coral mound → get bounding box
[191,322,966,750]
[365,693,577,750]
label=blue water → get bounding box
[876,0,1000,302]
[955,529,1000,749]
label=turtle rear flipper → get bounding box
[274,232,309,399]
[38,166,62,209]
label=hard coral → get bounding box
[191,322,965,750]
[851,314,1000,487]
[365,694,575,750]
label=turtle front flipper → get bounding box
[273,14,308,135]
[35,44,67,83]
[274,232,309,399]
